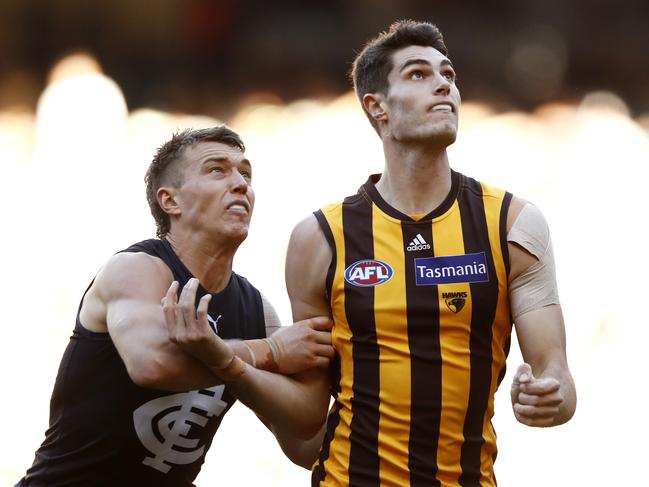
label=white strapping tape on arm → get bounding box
[507,203,560,321]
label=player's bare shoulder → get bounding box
[79,251,173,332]
[287,214,331,266]
[286,214,332,314]
[506,195,530,233]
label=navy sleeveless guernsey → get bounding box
[19,239,265,487]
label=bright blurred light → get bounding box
[579,90,631,117]
[1,58,648,486]
[0,110,34,168]
[47,51,103,84]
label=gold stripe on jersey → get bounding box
[432,199,472,486]
[372,204,411,487]
[313,172,512,487]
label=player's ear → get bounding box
[363,93,388,122]
[157,187,181,216]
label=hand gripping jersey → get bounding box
[312,172,513,487]
[19,239,264,487]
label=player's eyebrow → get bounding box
[399,58,432,73]
[202,156,252,167]
[399,58,454,73]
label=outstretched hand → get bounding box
[162,278,245,381]
[269,316,335,374]
[510,363,564,427]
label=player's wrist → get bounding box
[265,336,280,366]
[209,355,247,382]
[243,339,279,372]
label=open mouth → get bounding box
[226,201,250,213]
[431,103,454,113]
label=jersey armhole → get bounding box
[313,210,336,302]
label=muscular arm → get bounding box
[255,294,334,372]
[511,304,576,426]
[507,197,577,427]
[233,216,333,443]
[162,217,334,439]
[164,279,331,439]
[226,290,332,440]
[270,214,333,466]
[85,252,331,392]
[83,252,221,391]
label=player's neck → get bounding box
[377,143,452,216]
[165,231,236,293]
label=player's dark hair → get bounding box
[350,20,448,133]
[145,126,245,238]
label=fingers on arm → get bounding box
[162,281,179,341]
[316,343,336,358]
[306,316,334,331]
[195,293,212,335]
[513,380,562,427]
[513,381,563,426]
[513,405,559,427]
[178,278,199,331]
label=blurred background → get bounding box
[1,1,647,486]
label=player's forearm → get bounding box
[127,345,224,391]
[127,339,272,392]
[227,366,328,440]
[272,422,325,469]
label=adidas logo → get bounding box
[407,234,431,251]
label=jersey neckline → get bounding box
[160,238,235,296]
[360,170,460,222]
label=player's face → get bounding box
[383,45,461,146]
[175,141,255,243]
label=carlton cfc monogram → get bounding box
[134,385,228,473]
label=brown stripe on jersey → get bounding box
[457,177,500,486]
[499,192,513,280]
[314,210,337,301]
[496,192,513,387]
[403,222,443,487]
[343,197,381,486]
[312,400,343,486]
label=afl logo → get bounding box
[345,259,393,287]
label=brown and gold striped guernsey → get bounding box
[312,171,513,487]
